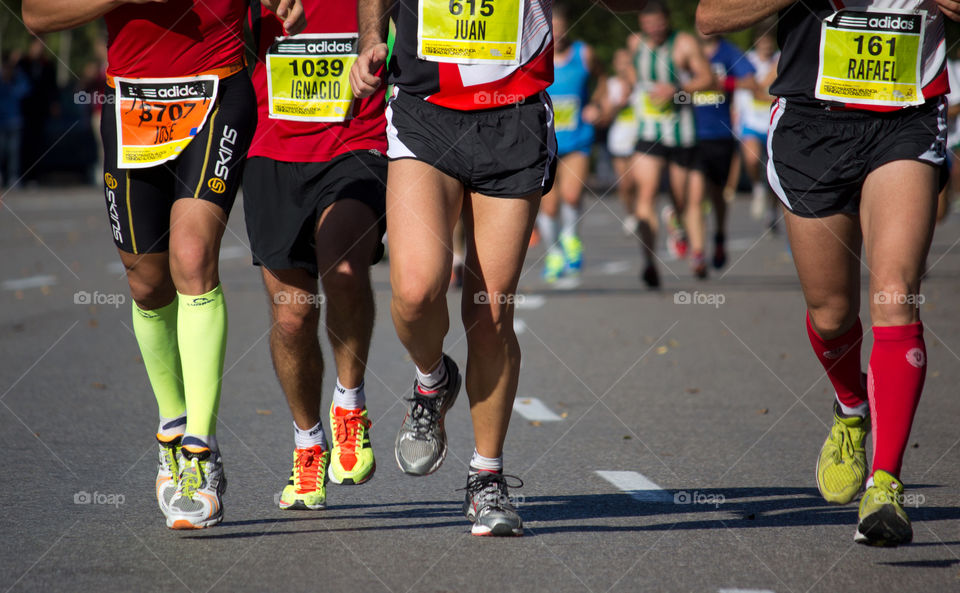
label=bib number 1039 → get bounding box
[266,34,358,122]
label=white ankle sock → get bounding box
[333,379,366,410]
[470,449,503,473]
[416,359,447,392]
[294,421,327,450]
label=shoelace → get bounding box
[460,473,524,510]
[295,447,323,492]
[832,420,860,462]
[334,411,370,452]
[179,458,204,500]
[407,392,443,437]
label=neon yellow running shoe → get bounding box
[279,445,329,510]
[543,251,565,283]
[329,404,376,485]
[560,234,583,273]
[816,402,869,504]
[855,470,913,547]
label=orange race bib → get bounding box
[114,75,219,169]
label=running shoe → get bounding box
[462,470,524,536]
[855,470,913,547]
[166,446,226,529]
[329,404,375,485]
[691,251,707,280]
[641,263,660,289]
[662,205,688,259]
[560,234,584,274]
[278,444,330,510]
[450,262,464,288]
[156,434,181,518]
[712,234,727,269]
[816,402,869,505]
[395,354,461,476]
[528,228,540,249]
[543,251,566,283]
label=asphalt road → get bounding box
[2,185,960,593]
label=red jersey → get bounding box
[247,0,387,162]
[105,0,246,79]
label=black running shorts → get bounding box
[242,149,388,276]
[767,97,948,218]
[385,89,556,198]
[101,71,256,254]
[693,139,738,188]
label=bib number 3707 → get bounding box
[815,9,926,107]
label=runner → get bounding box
[22,0,305,530]
[537,4,603,282]
[699,0,954,546]
[351,0,555,536]
[631,1,713,287]
[243,0,385,510]
[603,46,641,237]
[735,25,780,231]
[690,32,755,275]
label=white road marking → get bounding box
[596,470,674,503]
[598,260,631,275]
[513,397,563,421]
[219,245,248,260]
[552,276,581,290]
[513,318,527,335]
[515,294,545,310]
[2,274,57,291]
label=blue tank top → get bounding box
[548,41,594,154]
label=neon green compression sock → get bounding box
[132,298,186,419]
[177,284,227,438]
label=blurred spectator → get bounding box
[18,38,58,184]
[0,52,31,188]
[79,39,107,184]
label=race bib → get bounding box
[418,0,524,64]
[552,96,580,131]
[641,93,674,118]
[614,105,637,126]
[815,9,925,107]
[114,75,218,169]
[267,34,358,122]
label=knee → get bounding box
[807,299,858,338]
[871,280,921,326]
[272,299,318,339]
[462,298,516,354]
[127,276,174,310]
[320,257,368,300]
[392,274,445,323]
[169,238,217,288]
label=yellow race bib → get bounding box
[418,0,524,65]
[815,9,925,107]
[641,93,674,118]
[552,96,580,131]
[114,75,219,169]
[266,34,358,122]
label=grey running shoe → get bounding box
[462,470,524,536]
[394,354,461,475]
[166,446,226,529]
